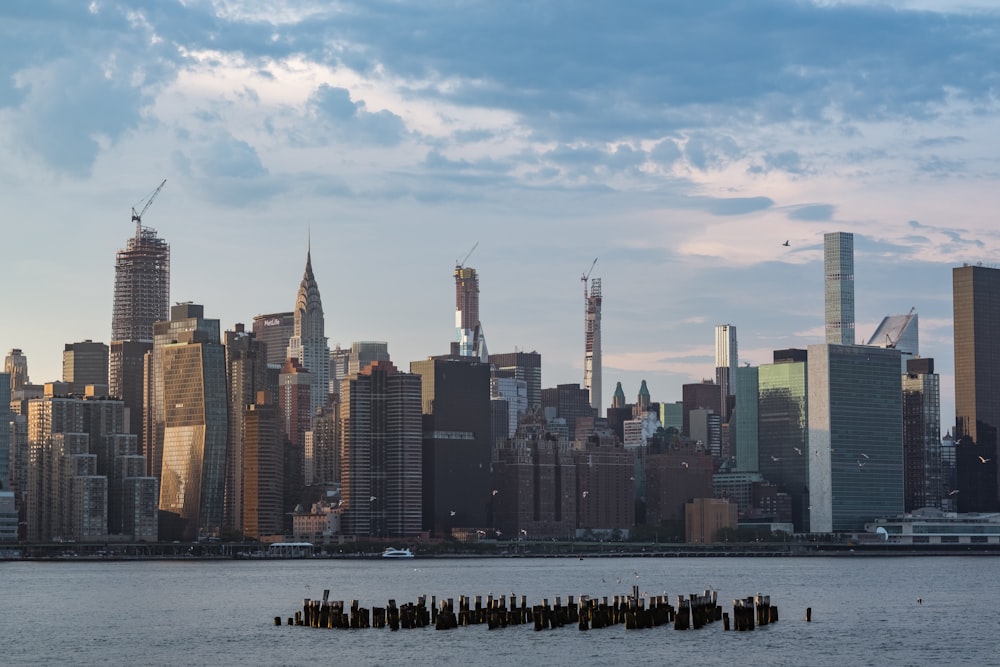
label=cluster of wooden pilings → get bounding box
[278,587,779,633]
[726,595,778,631]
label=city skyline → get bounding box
[4,2,1000,424]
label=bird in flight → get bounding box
[770,455,781,462]
[948,489,960,496]
[680,461,689,468]
[492,489,499,496]
[859,453,870,459]
[782,240,790,247]
[857,460,866,469]
[450,509,456,516]
[979,455,992,464]
[793,447,803,456]
[582,491,589,498]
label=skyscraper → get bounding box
[808,344,903,532]
[252,312,294,368]
[340,361,422,537]
[110,216,169,449]
[286,248,330,418]
[242,392,283,539]
[715,324,738,421]
[62,340,109,396]
[224,324,269,533]
[952,264,1000,509]
[157,315,228,541]
[145,303,220,482]
[4,349,28,392]
[454,265,479,356]
[758,350,810,531]
[583,276,602,412]
[410,356,492,535]
[489,351,542,412]
[902,358,941,512]
[824,232,854,345]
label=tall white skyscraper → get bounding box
[715,324,738,421]
[824,232,855,345]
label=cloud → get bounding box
[789,204,836,221]
[308,84,407,146]
[704,196,774,216]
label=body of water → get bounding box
[3,555,997,666]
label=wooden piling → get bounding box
[806,607,812,622]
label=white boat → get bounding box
[381,547,414,559]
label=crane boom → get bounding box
[457,241,479,269]
[131,179,167,227]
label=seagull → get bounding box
[770,455,781,462]
[793,447,803,456]
[369,496,376,502]
[492,489,499,496]
[520,529,528,535]
[582,491,589,498]
[979,456,991,464]
[859,453,870,459]
[449,510,456,516]
[857,460,866,469]
[680,461,689,468]
[782,240,790,247]
[948,489,960,496]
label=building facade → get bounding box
[824,231,855,345]
[757,352,810,532]
[286,249,331,418]
[808,344,904,533]
[583,277,602,413]
[410,357,492,536]
[62,340,109,396]
[715,324,738,421]
[339,361,423,537]
[902,358,942,512]
[157,324,228,541]
[110,220,169,453]
[952,264,1000,510]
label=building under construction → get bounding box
[111,222,170,345]
[110,182,170,453]
[583,265,602,414]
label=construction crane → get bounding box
[884,306,916,349]
[581,257,598,296]
[456,241,479,269]
[131,179,167,228]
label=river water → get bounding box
[3,555,996,666]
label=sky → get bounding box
[2,0,1000,427]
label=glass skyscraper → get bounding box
[808,344,903,532]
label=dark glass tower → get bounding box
[953,264,1000,510]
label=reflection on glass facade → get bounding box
[758,360,809,532]
[902,359,941,511]
[953,264,1000,510]
[158,339,227,541]
[733,366,758,473]
[809,344,903,533]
